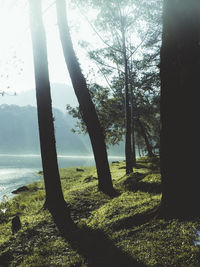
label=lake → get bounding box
[0,154,124,201]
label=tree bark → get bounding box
[29,0,70,215]
[138,145,141,158]
[130,86,137,166]
[160,0,200,218]
[56,0,114,194]
[122,25,133,174]
[137,119,154,158]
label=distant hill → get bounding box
[0,83,78,112]
[0,83,125,156]
[0,104,90,155]
[0,104,124,157]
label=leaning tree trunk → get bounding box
[56,0,114,195]
[160,0,200,218]
[29,0,70,217]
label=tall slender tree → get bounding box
[62,0,161,163]
[29,0,70,218]
[121,21,133,174]
[56,0,114,195]
[129,65,137,167]
[74,0,160,171]
[160,0,200,218]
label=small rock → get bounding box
[12,186,29,194]
[76,168,84,172]
[84,176,98,183]
[12,215,21,235]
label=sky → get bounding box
[0,0,145,99]
[0,0,99,95]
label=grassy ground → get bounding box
[0,157,200,266]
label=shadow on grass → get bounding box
[136,157,160,171]
[112,207,158,232]
[124,173,147,183]
[118,166,126,170]
[126,181,161,194]
[121,172,161,194]
[51,208,147,267]
[0,252,13,267]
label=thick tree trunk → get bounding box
[160,0,200,218]
[29,0,70,215]
[122,28,133,175]
[56,0,114,194]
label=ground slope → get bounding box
[0,157,200,266]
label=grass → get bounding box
[0,157,200,266]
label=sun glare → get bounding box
[0,0,32,93]
[0,0,73,94]
[0,1,28,51]
[0,0,97,95]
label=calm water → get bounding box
[0,154,124,201]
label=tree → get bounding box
[67,83,124,146]
[66,0,161,161]
[121,13,134,174]
[91,0,136,173]
[29,0,71,223]
[132,89,159,157]
[56,0,114,195]
[76,0,161,167]
[160,0,200,218]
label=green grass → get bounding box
[0,157,200,266]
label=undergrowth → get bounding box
[0,157,200,266]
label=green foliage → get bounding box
[67,83,125,145]
[1,157,200,266]
[67,0,162,152]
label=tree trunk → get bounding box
[56,0,114,195]
[138,145,141,158]
[160,0,200,218]
[130,86,137,166]
[137,119,154,158]
[122,26,133,175]
[29,0,70,215]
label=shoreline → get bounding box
[0,169,42,202]
[0,155,125,202]
[0,153,125,159]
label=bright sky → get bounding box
[0,0,145,97]
[0,0,99,94]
